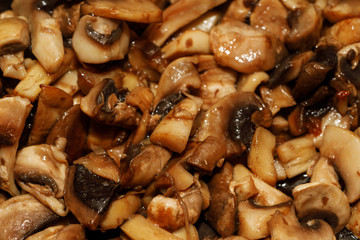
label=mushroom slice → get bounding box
[0,194,59,240]
[0,96,32,196]
[27,85,73,145]
[52,2,81,38]
[320,125,360,203]
[144,0,226,46]
[310,156,341,189]
[237,200,292,239]
[0,51,26,80]
[338,45,360,89]
[72,15,130,64]
[210,19,287,73]
[293,182,350,233]
[0,16,29,55]
[324,0,360,23]
[80,78,139,127]
[30,10,64,74]
[347,200,360,239]
[26,224,85,240]
[194,91,272,156]
[260,84,296,116]
[223,0,254,22]
[286,4,322,51]
[80,0,162,23]
[64,155,119,230]
[268,207,336,240]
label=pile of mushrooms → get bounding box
[2,0,360,239]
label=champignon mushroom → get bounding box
[52,2,81,38]
[80,78,140,128]
[0,51,27,80]
[324,0,360,23]
[72,15,130,64]
[293,182,350,233]
[337,45,360,89]
[26,224,86,240]
[14,137,68,216]
[268,206,336,240]
[0,16,29,55]
[210,19,287,73]
[0,96,32,196]
[194,91,272,156]
[0,194,59,240]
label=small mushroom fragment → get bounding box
[14,138,68,216]
[0,16,29,55]
[150,97,202,153]
[80,0,162,23]
[27,85,73,145]
[293,182,350,233]
[210,19,287,73]
[72,15,130,64]
[324,0,360,23]
[223,0,254,22]
[237,200,292,239]
[52,2,81,38]
[237,71,269,93]
[194,91,272,156]
[205,162,236,237]
[26,224,85,240]
[338,45,360,89]
[268,207,336,240]
[64,153,120,230]
[320,125,360,203]
[259,84,296,115]
[0,194,59,240]
[0,96,32,196]
[144,0,226,46]
[53,70,80,96]
[310,156,341,189]
[30,10,64,74]
[347,200,360,239]
[80,78,140,127]
[0,51,26,80]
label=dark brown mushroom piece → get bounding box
[0,194,60,240]
[80,78,140,128]
[339,48,360,89]
[64,153,120,230]
[0,16,29,55]
[52,2,81,38]
[205,162,236,237]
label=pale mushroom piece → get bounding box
[293,182,351,233]
[0,194,59,240]
[172,224,199,240]
[80,0,162,23]
[167,160,195,191]
[268,207,336,240]
[0,16,29,55]
[310,156,341,189]
[347,200,360,239]
[324,0,360,23]
[210,19,288,73]
[25,224,86,240]
[72,15,130,64]
[0,10,15,19]
[0,51,26,80]
[237,71,269,93]
[0,96,32,196]
[280,0,309,11]
[178,10,221,33]
[161,30,211,60]
[143,0,227,46]
[259,84,296,115]
[30,10,64,74]
[53,70,80,96]
[320,125,360,203]
[250,0,290,42]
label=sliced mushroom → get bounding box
[52,2,81,38]
[268,206,336,240]
[293,182,350,233]
[223,0,254,22]
[80,0,162,23]
[0,16,29,55]
[144,0,226,46]
[72,15,130,64]
[320,125,360,203]
[324,0,360,23]
[14,138,68,216]
[26,224,86,240]
[194,91,272,156]
[0,96,32,196]
[260,84,296,115]
[338,45,360,89]
[0,51,27,80]
[0,194,59,240]
[310,156,341,189]
[347,200,360,239]
[53,70,80,96]
[80,78,140,127]
[210,19,287,73]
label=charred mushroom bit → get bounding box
[3,0,360,239]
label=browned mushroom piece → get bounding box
[0,51,27,80]
[80,0,162,23]
[285,3,323,51]
[205,162,236,237]
[72,15,130,64]
[194,91,272,156]
[64,153,120,230]
[0,194,60,240]
[338,47,360,89]
[0,96,32,196]
[26,224,86,240]
[52,2,81,38]
[223,0,255,22]
[0,16,29,55]
[144,0,227,46]
[210,19,287,73]
[250,0,290,42]
[268,206,336,240]
[27,85,73,145]
[324,0,360,23]
[80,78,140,128]
[14,137,68,216]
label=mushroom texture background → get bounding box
[2,0,360,239]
